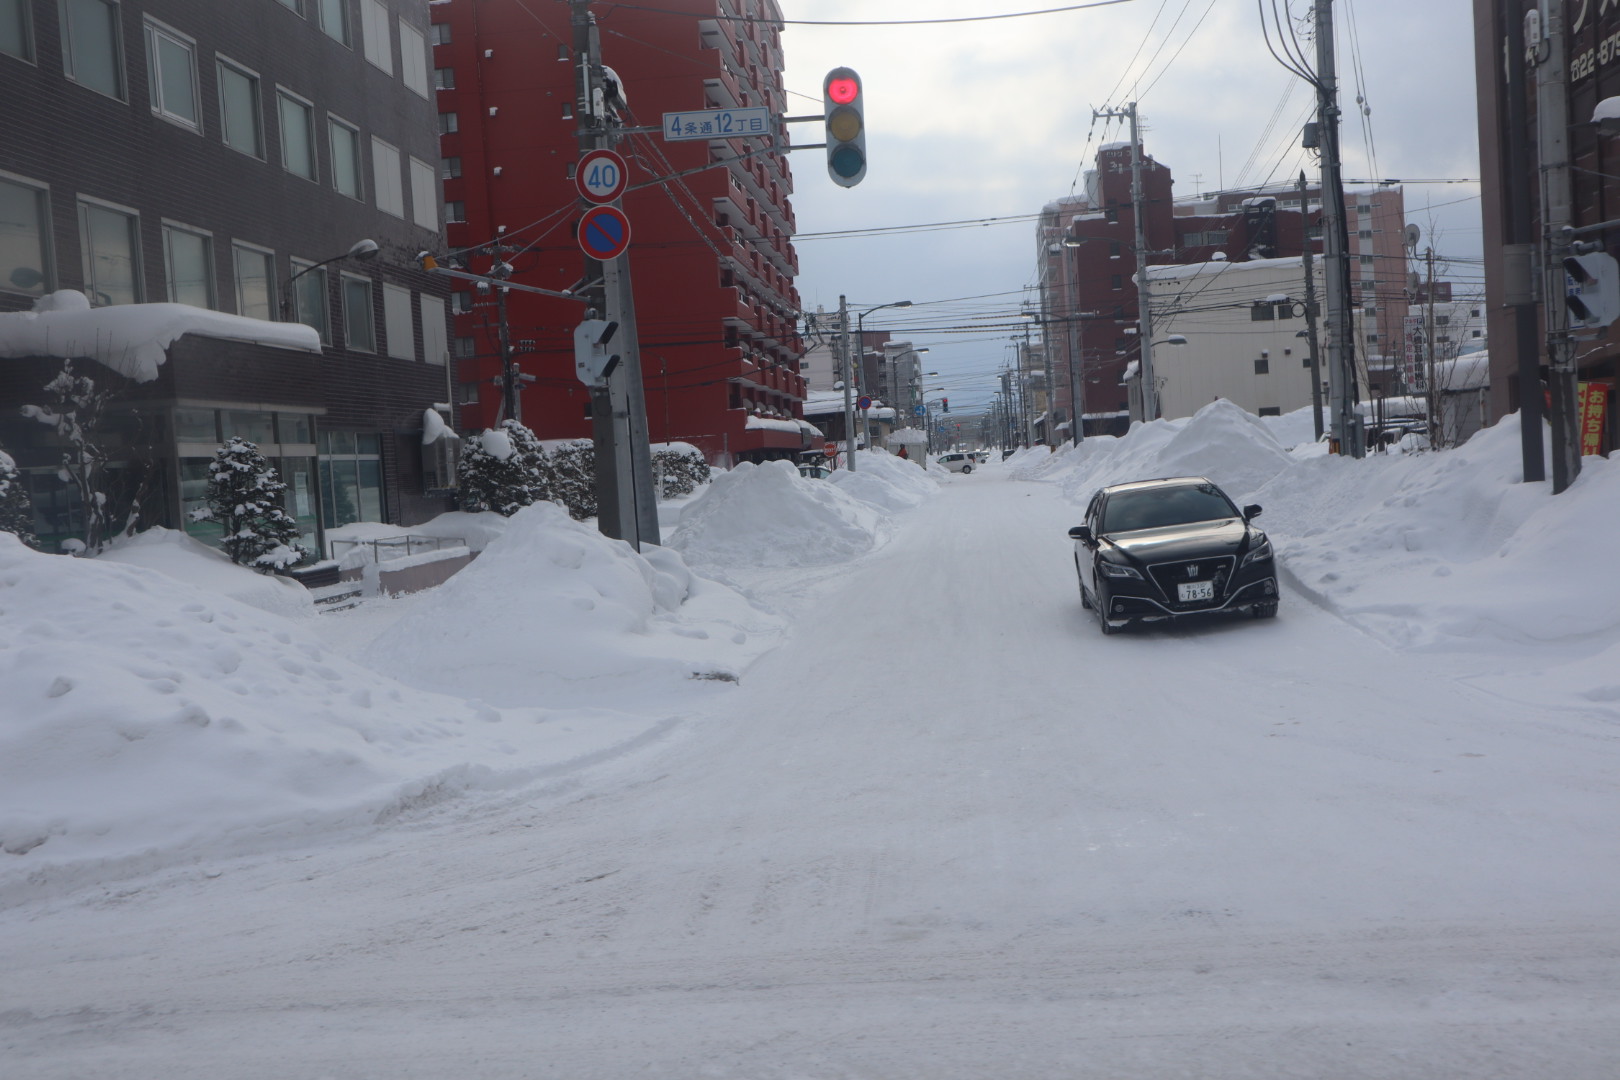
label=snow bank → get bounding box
[827,447,940,512]
[98,527,315,620]
[360,502,783,707]
[0,532,659,893]
[670,459,889,569]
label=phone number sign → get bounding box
[662,107,772,142]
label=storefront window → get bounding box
[174,407,218,443]
[180,457,223,546]
[318,429,383,528]
[224,409,274,445]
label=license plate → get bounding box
[1178,581,1215,602]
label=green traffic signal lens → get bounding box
[830,146,864,178]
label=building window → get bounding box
[453,336,474,359]
[275,0,303,14]
[1258,406,1281,416]
[0,176,51,297]
[1357,229,1373,239]
[372,137,403,217]
[441,156,461,179]
[342,274,375,352]
[1110,274,1122,290]
[217,59,263,157]
[1359,254,1374,266]
[434,66,454,89]
[1250,303,1275,322]
[359,0,392,74]
[318,430,383,527]
[456,380,479,404]
[317,0,348,46]
[232,242,274,320]
[382,282,413,360]
[430,22,450,45]
[78,200,140,305]
[556,44,568,60]
[409,156,438,229]
[2,0,35,62]
[438,111,458,134]
[1254,356,1270,374]
[400,19,429,96]
[278,91,317,180]
[421,294,448,365]
[144,20,199,129]
[162,223,214,308]
[443,200,464,223]
[329,117,362,199]
[289,259,329,343]
[60,0,124,100]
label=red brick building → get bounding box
[431,0,807,465]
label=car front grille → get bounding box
[1146,554,1235,610]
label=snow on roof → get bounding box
[1144,254,1308,282]
[744,415,804,435]
[0,290,322,383]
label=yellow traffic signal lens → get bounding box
[828,106,862,142]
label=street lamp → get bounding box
[847,299,912,472]
[281,238,380,326]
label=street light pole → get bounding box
[851,299,912,471]
[281,238,379,323]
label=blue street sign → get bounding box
[913,404,926,417]
[577,205,631,260]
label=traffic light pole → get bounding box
[571,0,658,547]
[1314,0,1364,458]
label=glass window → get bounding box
[342,274,374,352]
[223,410,275,444]
[441,156,461,179]
[420,294,447,365]
[2,0,34,62]
[437,111,457,134]
[0,177,51,296]
[434,67,453,89]
[382,282,413,360]
[144,20,198,128]
[218,60,262,157]
[162,223,213,308]
[318,430,384,528]
[275,0,302,13]
[360,0,391,74]
[318,0,348,46]
[400,19,429,97]
[79,200,140,306]
[430,22,450,46]
[173,408,218,443]
[281,455,318,552]
[329,118,362,199]
[443,200,464,223]
[278,413,313,444]
[181,457,223,546]
[372,137,403,217]
[290,260,328,343]
[59,0,123,99]
[409,156,437,230]
[278,91,317,180]
[232,243,274,320]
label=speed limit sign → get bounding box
[576,149,628,204]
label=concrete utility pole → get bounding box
[1314,0,1363,457]
[1094,103,1158,421]
[571,0,659,547]
[839,295,857,472]
[1502,1,1546,483]
[1529,0,1582,492]
[1299,171,1325,441]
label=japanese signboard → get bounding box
[1578,381,1611,456]
[662,107,772,142]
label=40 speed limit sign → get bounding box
[575,149,628,204]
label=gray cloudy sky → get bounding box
[776,0,1482,411]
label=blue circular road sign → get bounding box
[577,205,631,260]
[857,395,873,410]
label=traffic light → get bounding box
[823,67,865,187]
[942,398,949,412]
[1565,251,1620,328]
[573,319,620,386]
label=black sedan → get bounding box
[1069,476,1279,634]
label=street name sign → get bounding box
[662,107,772,142]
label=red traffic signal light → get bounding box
[827,77,858,105]
[823,67,865,188]
[942,397,949,412]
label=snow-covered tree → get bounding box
[538,439,597,520]
[193,437,308,571]
[0,446,37,550]
[651,445,711,498]
[19,360,111,554]
[457,419,547,516]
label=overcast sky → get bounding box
[776,0,1482,411]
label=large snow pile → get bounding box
[827,447,940,512]
[0,531,658,895]
[670,459,890,568]
[97,527,315,620]
[361,501,783,707]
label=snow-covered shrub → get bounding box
[0,446,37,550]
[458,420,547,516]
[652,445,711,498]
[538,439,597,520]
[193,437,308,572]
[19,360,111,554]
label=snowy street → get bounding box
[5,418,1620,1078]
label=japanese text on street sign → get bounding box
[1578,382,1610,457]
[662,107,772,142]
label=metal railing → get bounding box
[329,534,467,565]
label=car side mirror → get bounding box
[1069,525,1094,545]
[1243,504,1263,521]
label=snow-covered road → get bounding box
[5,465,1620,1079]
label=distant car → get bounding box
[797,463,832,480]
[1068,476,1279,635]
[936,452,975,474]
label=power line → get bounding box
[600,0,1138,27]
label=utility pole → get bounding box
[571,0,659,547]
[1424,246,1440,448]
[839,295,857,472]
[1502,0,1546,483]
[1095,102,1159,421]
[1299,171,1325,441]
[1067,322,1085,445]
[1529,0,1582,492]
[1314,0,1362,457]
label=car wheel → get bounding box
[1253,600,1279,619]
[961,464,972,474]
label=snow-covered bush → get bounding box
[192,437,308,571]
[19,360,111,554]
[457,420,548,516]
[652,444,711,498]
[0,446,37,550]
[538,439,597,520]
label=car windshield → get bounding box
[1100,484,1238,533]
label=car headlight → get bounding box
[1241,534,1274,568]
[1097,558,1143,580]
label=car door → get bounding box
[1076,491,1103,597]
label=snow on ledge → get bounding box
[0,290,323,383]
